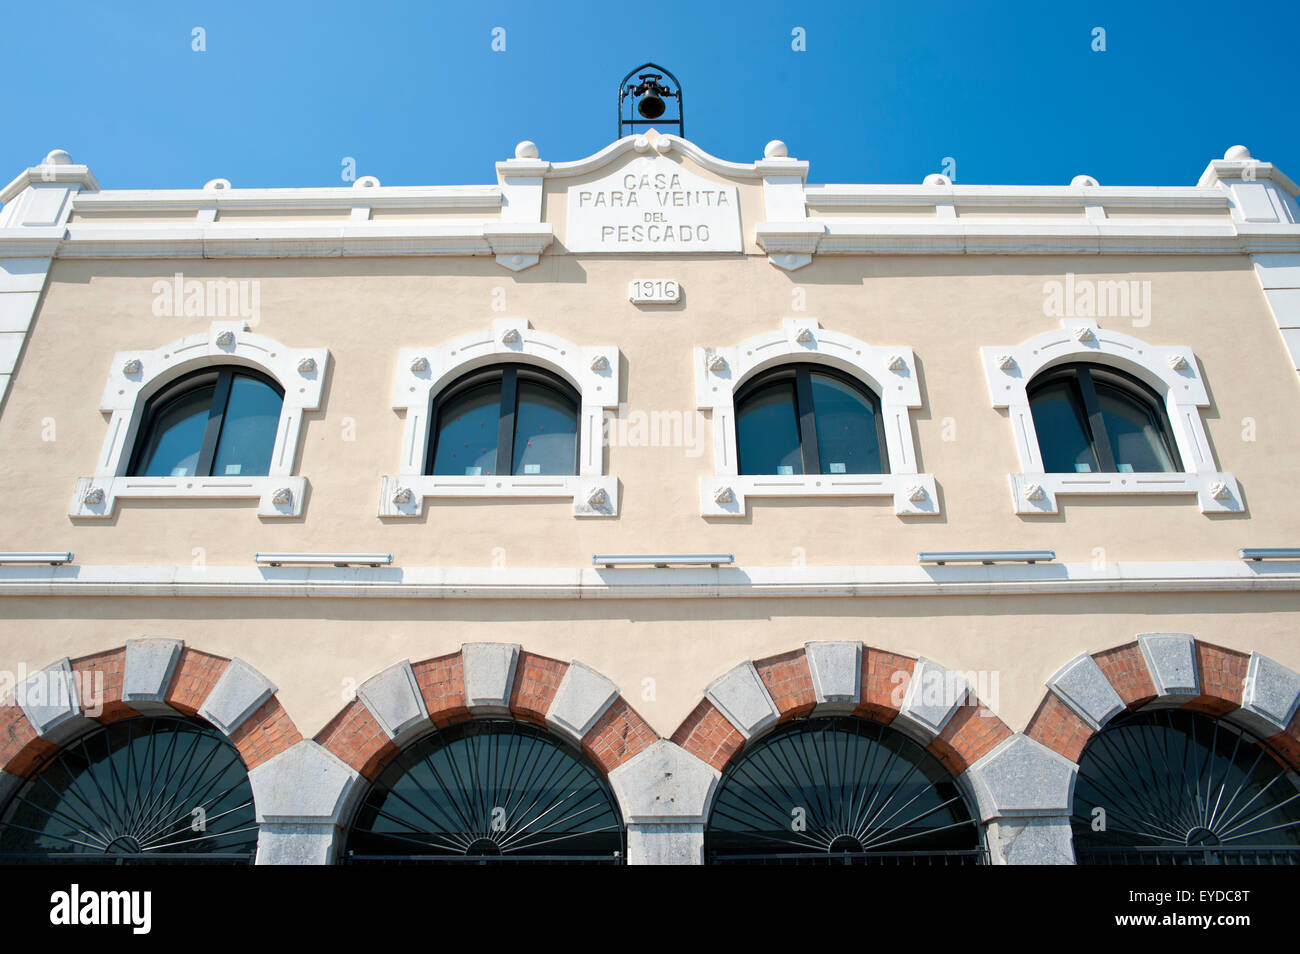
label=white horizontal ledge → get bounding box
[1,560,1297,600]
[69,475,306,518]
[1009,472,1242,515]
[700,473,938,517]
[379,474,618,517]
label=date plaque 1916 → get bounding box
[628,279,680,304]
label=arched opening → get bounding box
[705,716,983,865]
[1072,709,1300,864]
[343,719,624,865]
[0,716,258,864]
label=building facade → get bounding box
[1,130,1299,865]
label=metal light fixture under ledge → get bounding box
[0,552,74,565]
[594,554,734,569]
[255,553,393,568]
[1239,548,1300,562]
[918,550,1056,566]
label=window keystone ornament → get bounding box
[590,355,609,372]
[1210,481,1231,500]
[708,354,727,373]
[297,357,316,374]
[391,487,412,506]
[906,484,928,502]
[121,358,142,376]
[1071,326,1095,343]
[216,330,235,347]
[713,486,734,504]
[271,487,293,506]
[1024,482,1045,502]
[996,354,1016,372]
[409,356,429,373]
[82,487,104,506]
[587,486,609,509]
[795,327,815,344]
[1168,354,1189,372]
[500,328,521,345]
[888,355,907,372]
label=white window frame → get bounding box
[694,318,937,517]
[980,318,1242,514]
[69,321,327,519]
[381,319,619,517]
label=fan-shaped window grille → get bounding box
[345,720,624,864]
[1072,709,1300,864]
[706,717,983,865]
[0,717,257,864]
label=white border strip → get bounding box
[0,560,1296,599]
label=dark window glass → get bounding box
[1073,709,1300,865]
[430,380,501,476]
[513,379,578,476]
[428,366,578,478]
[129,368,284,478]
[345,720,624,863]
[0,717,257,862]
[706,717,981,864]
[212,375,282,477]
[736,379,802,475]
[1028,365,1181,474]
[135,384,216,477]
[735,365,888,476]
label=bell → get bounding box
[637,92,666,120]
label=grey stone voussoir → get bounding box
[1137,633,1199,702]
[198,657,276,736]
[461,642,520,713]
[705,660,779,739]
[255,823,341,865]
[122,637,183,713]
[1237,652,1300,737]
[893,656,966,744]
[17,658,82,743]
[1046,653,1125,730]
[608,739,721,824]
[964,733,1079,822]
[805,641,862,713]
[545,659,620,742]
[991,816,1076,865]
[626,823,705,865]
[248,740,361,826]
[356,659,429,743]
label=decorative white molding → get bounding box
[695,319,937,517]
[69,321,327,519]
[981,320,1241,515]
[381,319,619,517]
[3,559,1299,601]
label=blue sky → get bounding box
[2,0,1297,192]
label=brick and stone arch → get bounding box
[312,644,659,864]
[0,640,301,861]
[1024,636,1300,864]
[668,642,1014,864]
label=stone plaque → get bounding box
[567,156,741,253]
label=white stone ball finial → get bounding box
[515,140,539,160]
[44,149,72,165]
[1224,145,1251,161]
[764,140,788,159]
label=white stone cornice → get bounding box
[70,184,502,213]
[538,132,777,180]
[3,560,1298,600]
[0,164,100,204]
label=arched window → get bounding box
[128,367,284,478]
[344,719,624,864]
[734,365,888,476]
[1028,364,1181,474]
[1072,709,1300,864]
[0,717,258,863]
[706,716,982,865]
[427,365,579,477]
